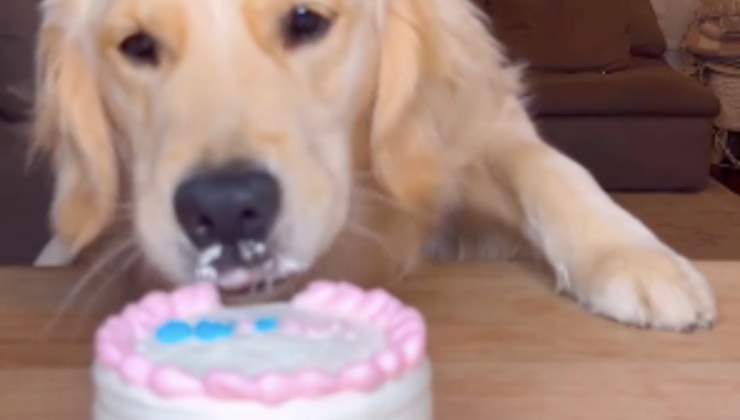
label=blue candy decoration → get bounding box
[156,320,193,344]
[194,320,236,342]
[254,317,280,333]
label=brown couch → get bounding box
[0,0,53,265]
[479,0,721,191]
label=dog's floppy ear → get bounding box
[370,0,515,215]
[32,0,118,254]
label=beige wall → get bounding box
[651,0,700,49]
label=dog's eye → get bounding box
[119,32,159,66]
[283,5,332,47]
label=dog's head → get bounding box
[33,0,513,294]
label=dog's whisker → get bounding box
[40,238,137,337]
[352,171,376,181]
[70,249,143,337]
[351,185,431,221]
[345,222,400,265]
[106,200,136,215]
[352,186,404,211]
[115,201,135,210]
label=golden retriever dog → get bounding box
[32,0,716,331]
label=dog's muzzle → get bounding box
[173,162,287,292]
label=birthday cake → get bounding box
[92,280,433,419]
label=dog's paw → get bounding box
[563,246,716,331]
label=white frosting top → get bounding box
[140,305,386,378]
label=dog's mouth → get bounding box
[191,241,306,296]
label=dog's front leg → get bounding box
[473,129,716,331]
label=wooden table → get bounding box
[1,261,739,419]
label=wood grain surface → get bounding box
[0,261,738,419]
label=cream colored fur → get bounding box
[32,0,716,330]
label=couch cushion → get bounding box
[489,0,633,72]
[0,0,41,84]
[627,0,667,57]
[535,116,713,191]
[0,122,53,265]
[0,81,32,122]
[526,58,720,117]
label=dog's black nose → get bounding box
[174,165,281,248]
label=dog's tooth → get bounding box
[238,241,260,261]
[198,244,223,266]
[254,243,266,255]
[276,257,303,274]
[195,265,218,281]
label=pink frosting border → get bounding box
[94,281,427,405]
